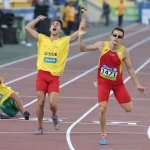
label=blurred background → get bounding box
[0,0,150,51]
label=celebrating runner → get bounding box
[24,6,87,135]
[78,8,146,145]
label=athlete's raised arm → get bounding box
[69,6,87,43]
[78,26,103,52]
[123,48,147,96]
[78,6,101,52]
[24,15,46,41]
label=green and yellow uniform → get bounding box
[0,77,19,117]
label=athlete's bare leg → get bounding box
[120,101,133,112]
[48,92,59,118]
[36,91,46,128]
[98,101,108,135]
[10,93,25,114]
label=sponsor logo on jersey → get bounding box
[44,57,57,63]
[44,52,57,56]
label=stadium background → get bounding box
[0,0,141,64]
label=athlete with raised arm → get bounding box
[78,8,146,145]
[24,6,87,135]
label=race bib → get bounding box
[100,64,118,81]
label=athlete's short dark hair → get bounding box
[111,27,124,37]
[51,19,63,29]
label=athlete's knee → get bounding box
[99,105,107,114]
[122,102,133,112]
[37,99,45,108]
[50,100,57,110]
[125,107,133,112]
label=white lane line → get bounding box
[0,55,37,68]
[108,97,150,101]
[128,123,137,125]
[124,25,150,38]
[123,58,150,82]
[147,127,150,139]
[128,37,150,50]
[66,58,150,150]
[60,67,97,88]
[0,131,146,135]
[19,96,150,101]
[0,23,138,68]
[19,96,37,98]
[5,71,37,85]
[110,122,137,125]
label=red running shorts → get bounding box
[98,80,131,104]
[36,70,59,93]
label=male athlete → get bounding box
[24,7,87,135]
[0,77,30,120]
[78,9,146,145]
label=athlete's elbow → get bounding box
[80,48,84,52]
[24,25,31,33]
[79,46,86,52]
[24,26,28,32]
[79,48,85,52]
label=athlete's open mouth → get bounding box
[53,28,56,31]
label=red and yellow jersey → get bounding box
[37,34,70,76]
[97,41,125,83]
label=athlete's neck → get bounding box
[50,34,59,41]
[109,42,121,52]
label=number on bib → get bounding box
[100,64,118,81]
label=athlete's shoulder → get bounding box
[122,46,128,51]
[60,36,70,40]
[94,41,105,52]
[38,34,49,41]
[96,41,105,46]
[59,36,70,42]
[123,47,130,58]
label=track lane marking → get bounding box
[0,131,147,135]
[147,127,150,139]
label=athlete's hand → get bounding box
[37,15,46,21]
[137,85,147,96]
[79,26,87,36]
[81,6,87,15]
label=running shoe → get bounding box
[35,127,44,135]
[0,113,10,119]
[52,115,61,130]
[23,111,30,120]
[99,134,108,145]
